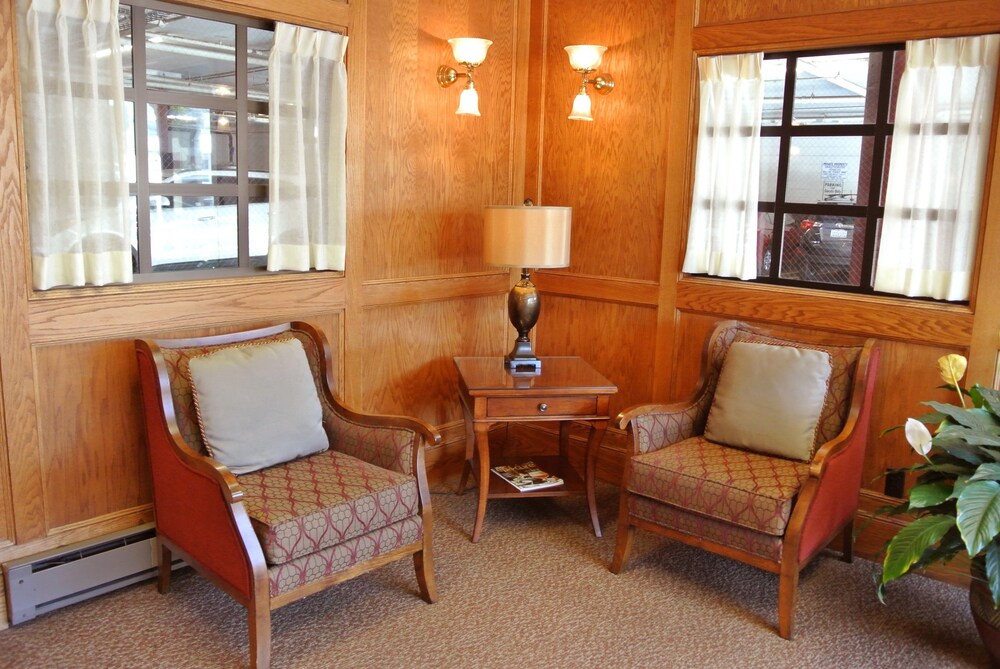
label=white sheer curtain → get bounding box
[267,23,348,272]
[682,53,764,280]
[17,0,132,290]
[874,35,999,301]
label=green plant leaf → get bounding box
[881,515,956,586]
[908,482,953,509]
[957,480,1000,556]
[924,462,978,476]
[951,476,971,500]
[933,437,986,464]
[987,542,1000,609]
[973,385,1000,417]
[972,463,1000,483]
[912,526,966,571]
[938,424,1000,448]
[926,403,998,431]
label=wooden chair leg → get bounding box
[778,564,799,640]
[414,549,437,603]
[609,518,635,574]
[248,598,271,669]
[609,487,635,574]
[157,542,172,594]
[840,519,855,563]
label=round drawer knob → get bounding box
[538,403,548,413]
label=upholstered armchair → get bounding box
[610,320,879,639]
[135,322,440,669]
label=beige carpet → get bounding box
[0,484,987,668]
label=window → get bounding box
[756,45,902,292]
[121,2,274,276]
[679,37,998,302]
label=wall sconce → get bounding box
[564,44,615,121]
[437,38,493,116]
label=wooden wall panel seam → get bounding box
[361,273,511,307]
[533,273,660,307]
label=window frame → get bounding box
[755,43,904,297]
[124,0,275,281]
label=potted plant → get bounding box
[879,354,1000,659]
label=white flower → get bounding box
[904,417,933,456]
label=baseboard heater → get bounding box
[3,523,182,625]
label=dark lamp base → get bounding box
[503,268,543,375]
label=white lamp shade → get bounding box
[483,206,572,269]
[565,44,606,72]
[449,38,492,66]
[568,92,593,121]
[456,85,480,116]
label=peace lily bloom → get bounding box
[903,417,933,457]
[938,353,969,408]
[878,352,1000,610]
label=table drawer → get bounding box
[487,396,597,418]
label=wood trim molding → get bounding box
[361,273,510,309]
[695,0,937,28]
[27,274,348,345]
[169,0,350,32]
[0,0,44,543]
[533,272,660,307]
[691,0,1000,55]
[675,278,975,347]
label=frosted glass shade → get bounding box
[568,92,593,121]
[565,44,606,72]
[456,85,480,116]
[483,206,572,269]
[449,38,492,66]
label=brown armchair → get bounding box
[610,320,879,639]
[135,322,440,669]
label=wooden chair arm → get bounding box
[617,394,711,455]
[136,343,263,600]
[319,387,441,477]
[793,344,880,564]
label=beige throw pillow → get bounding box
[704,341,832,461]
[188,337,328,475]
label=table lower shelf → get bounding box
[482,455,585,499]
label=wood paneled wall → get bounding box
[526,0,1000,575]
[520,0,672,462]
[2,0,1000,628]
[0,0,525,626]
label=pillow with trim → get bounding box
[188,337,328,475]
[704,341,832,461]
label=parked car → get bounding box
[800,216,855,282]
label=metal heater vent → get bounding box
[3,523,173,625]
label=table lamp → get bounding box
[483,203,572,373]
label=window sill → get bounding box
[675,275,974,346]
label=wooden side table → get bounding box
[454,356,617,543]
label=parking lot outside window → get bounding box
[122,2,274,277]
[755,45,902,294]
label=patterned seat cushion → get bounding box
[628,436,810,536]
[267,516,423,598]
[629,495,782,562]
[236,448,420,566]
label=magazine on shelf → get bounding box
[491,461,564,492]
